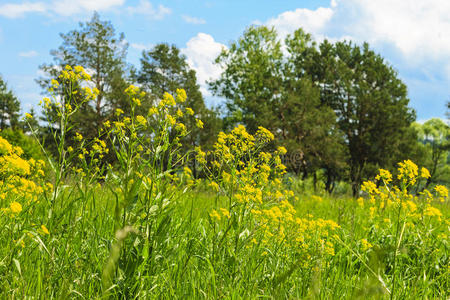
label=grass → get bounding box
[1,72,448,299]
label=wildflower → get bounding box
[162,92,176,106]
[434,185,448,199]
[185,107,194,116]
[277,146,287,155]
[75,132,83,141]
[361,239,373,251]
[10,201,22,213]
[176,88,187,103]
[420,167,431,179]
[376,169,392,183]
[136,115,147,126]
[132,98,141,106]
[219,208,231,219]
[209,209,221,221]
[148,107,158,115]
[397,159,418,185]
[166,115,176,126]
[423,206,442,220]
[41,225,50,235]
[357,197,364,208]
[51,79,59,87]
[209,181,220,192]
[195,119,204,129]
[115,108,124,117]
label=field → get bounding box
[0,69,448,299]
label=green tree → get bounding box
[306,40,416,196]
[137,43,222,176]
[413,118,450,188]
[209,26,343,184]
[210,26,283,133]
[0,75,21,130]
[37,12,129,141]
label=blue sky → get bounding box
[0,0,449,121]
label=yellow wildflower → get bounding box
[41,225,50,235]
[10,201,22,213]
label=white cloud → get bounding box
[130,43,154,51]
[0,2,46,18]
[264,6,334,39]
[182,15,206,25]
[127,0,171,20]
[51,0,125,16]
[0,0,125,18]
[181,33,226,96]
[19,50,38,58]
[340,0,450,62]
[260,0,450,63]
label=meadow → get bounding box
[0,66,448,299]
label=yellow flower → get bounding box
[10,201,22,213]
[361,239,373,251]
[209,209,221,221]
[277,146,287,155]
[420,167,431,179]
[434,185,448,199]
[357,197,364,208]
[375,169,392,183]
[219,208,231,219]
[397,159,418,185]
[162,92,176,106]
[185,107,194,116]
[195,119,204,129]
[136,115,147,126]
[115,108,124,116]
[176,88,187,103]
[41,225,50,235]
[51,79,59,87]
[423,206,442,220]
[209,181,220,192]
[75,132,83,141]
[148,107,158,115]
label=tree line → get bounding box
[1,12,448,196]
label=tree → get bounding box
[0,75,21,130]
[137,43,222,176]
[210,26,283,133]
[209,26,343,183]
[413,118,450,188]
[37,12,129,141]
[305,40,416,196]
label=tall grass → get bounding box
[0,65,448,299]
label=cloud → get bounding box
[51,0,125,16]
[182,15,206,25]
[127,0,171,20]
[0,0,125,18]
[340,0,450,62]
[181,33,226,96]
[130,43,154,51]
[262,0,450,66]
[19,50,38,58]
[0,2,46,18]
[263,6,334,39]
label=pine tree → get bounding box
[0,75,21,130]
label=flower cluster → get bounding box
[0,135,47,216]
[201,125,339,262]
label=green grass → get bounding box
[1,183,447,299]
